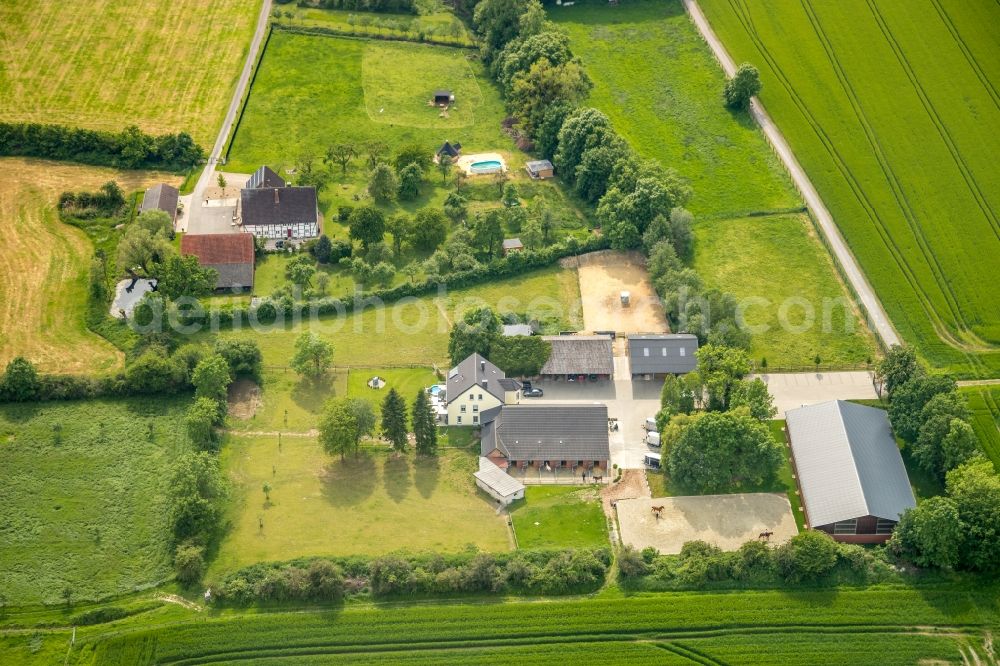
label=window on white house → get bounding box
[473,415,479,423]
[460,405,466,413]
[478,393,483,400]
[457,416,462,424]
[473,405,479,412]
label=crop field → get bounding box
[0,397,193,604]
[210,435,509,574]
[0,0,259,146]
[64,585,999,664]
[207,265,582,368]
[964,385,1000,468]
[275,6,474,47]
[692,214,876,368]
[0,158,179,374]
[510,486,608,549]
[551,0,800,219]
[699,0,1000,377]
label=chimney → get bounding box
[480,360,485,372]
[481,379,488,389]
[273,188,279,204]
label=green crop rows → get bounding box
[68,585,999,664]
[964,386,1000,467]
[699,0,1000,377]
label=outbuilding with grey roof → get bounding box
[785,400,915,543]
[538,335,614,379]
[628,334,698,377]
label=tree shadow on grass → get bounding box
[319,451,377,507]
[414,454,440,499]
[291,374,338,416]
[383,454,412,504]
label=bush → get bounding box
[174,543,206,586]
[214,338,263,381]
[617,546,649,578]
[778,531,838,581]
[70,606,129,626]
[1,356,40,402]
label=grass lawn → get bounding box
[226,31,591,237]
[0,0,259,146]
[0,397,192,604]
[276,5,474,47]
[699,0,1000,377]
[210,436,510,575]
[362,41,482,128]
[551,0,799,219]
[692,214,876,369]
[229,369,349,434]
[509,486,608,549]
[208,264,582,369]
[346,367,439,417]
[0,158,180,374]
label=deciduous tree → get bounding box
[448,306,502,365]
[890,496,962,569]
[348,205,386,251]
[367,163,398,203]
[291,332,334,379]
[412,209,448,252]
[325,142,357,176]
[285,254,316,288]
[724,62,762,110]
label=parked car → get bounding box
[521,380,532,390]
[523,387,544,398]
[587,374,599,382]
[643,417,658,432]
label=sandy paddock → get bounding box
[616,493,798,554]
[566,250,669,334]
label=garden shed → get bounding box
[434,90,454,105]
[525,160,554,179]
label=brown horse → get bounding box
[758,530,774,541]
[651,505,665,519]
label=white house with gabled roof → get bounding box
[445,353,520,426]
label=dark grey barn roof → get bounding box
[539,335,614,375]
[481,404,610,461]
[628,334,698,374]
[526,159,553,173]
[247,165,286,189]
[240,186,318,228]
[447,353,508,402]
[139,183,179,220]
[786,400,916,526]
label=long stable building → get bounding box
[785,400,916,543]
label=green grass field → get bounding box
[362,42,482,128]
[209,264,581,369]
[692,214,876,368]
[510,486,608,549]
[227,31,591,238]
[345,367,439,417]
[210,435,509,575]
[964,385,1000,468]
[0,398,192,604]
[0,0,259,146]
[551,0,800,219]
[699,0,1000,377]
[59,585,999,665]
[276,5,474,47]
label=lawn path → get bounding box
[684,0,901,350]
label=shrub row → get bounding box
[0,122,204,171]
[619,533,896,590]
[272,22,474,49]
[292,0,416,13]
[213,548,613,603]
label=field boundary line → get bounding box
[683,0,901,350]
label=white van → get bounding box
[645,431,661,447]
[644,452,662,469]
[643,417,657,432]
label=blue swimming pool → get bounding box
[429,384,445,396]
[470,160,503,174]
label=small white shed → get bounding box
[474,458,525,505]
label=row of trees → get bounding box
[877,346,978,481]
[318,387,438,459]
[0,123,203,171]
[619,530,890,587]
[213,547,612,603]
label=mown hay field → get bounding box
[0,0,260,146]
[0,397,193,605]
[0,158,179,374]
[699,0,1000,377]
[551,0,800,219]
[692,214,876,368]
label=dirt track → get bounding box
[565,250,669,334]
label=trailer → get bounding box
[643,451,662,469]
